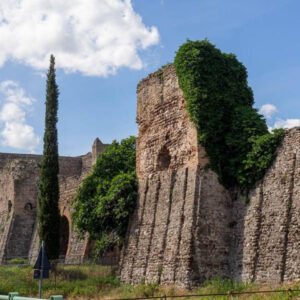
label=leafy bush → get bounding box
[238,129,285,188]
[7,258,28,265]
[174,39,284,190]
[72,136,137,255]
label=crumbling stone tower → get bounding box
[120,64,300,286]
[119,64,232,287]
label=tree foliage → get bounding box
[38,55,60,259]
[174,40,284,190]
[72,136,137,255]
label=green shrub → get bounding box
[72,136,137,255]
[134,283,159,298]
[7,258,28,265]
[238,128,285,188]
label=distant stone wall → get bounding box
[0,159,39,262]
[0,138,108,264]
[120,64,300,286]
[0,163,16,263]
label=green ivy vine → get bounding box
[174,39,284,190]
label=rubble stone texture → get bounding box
[119,64,300,286]
[0,139,108,263]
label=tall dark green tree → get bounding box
[38,55,60,259]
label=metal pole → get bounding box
[38,241,44,299]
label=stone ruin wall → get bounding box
[0,138,108,264]
[0,157,40,263]
[120,64,300,286]
[119,64,232,287]
[231,127,300,283]
[1,63,300,285]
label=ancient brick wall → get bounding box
[120,65,232,287]
[0,162,16,262]
[230,128,300,283]
[0,158,39,262]
[0,138,107,263]
[120,64,300,286]
[5,160,39,260]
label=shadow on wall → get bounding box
[157,146,171,171]
[59,215,70,258]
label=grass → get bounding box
[0,265,300,299]
[0,264,118,299]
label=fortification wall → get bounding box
[230,128,300,283]
[0,165,15,262]
[120,65,232,287]
[0,159,39,262]
[120,64,300,286]
[0,139,107,263]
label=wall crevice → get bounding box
[191,169,203,284]
[252,184,264,281]
[280,152,297,282]
[188,166,201,288]
[143,175,161,279]
[158,171,176,284]
[173,167,189,283]
[128,178,149,281]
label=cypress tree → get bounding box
[38,55,60,259]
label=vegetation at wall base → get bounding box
[174,39,285,191]
[72,136,137,256]
[1,264,300,299]
[38,55,60,259]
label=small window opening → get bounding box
[24,203,33,211]
[157,146,171,171]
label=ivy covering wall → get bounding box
[174,39,284,190]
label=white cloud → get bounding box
[259,104,277,119]
[0,81,40,151]
[260,103,300,131]
[0,0,159,76]
[0,81,33,105]
[0,103,25,122]
[273,119,300,129]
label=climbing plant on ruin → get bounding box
[72,136,137,256]
[38,55,60,259]
[174,39,284,190]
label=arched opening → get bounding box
[24,203,33,211]
[59,216,70,258]
[157,146,171,171]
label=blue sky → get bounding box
[0,0,299,155]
